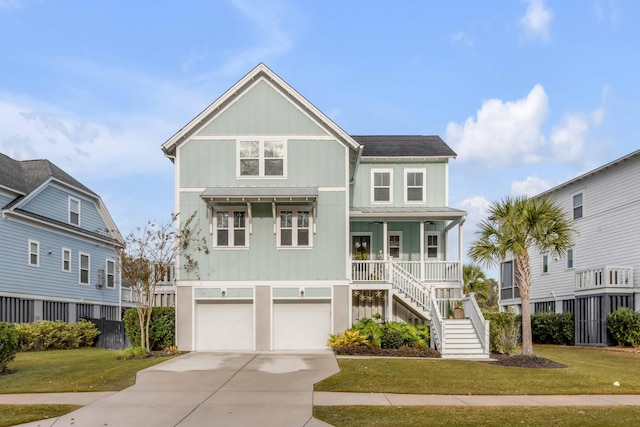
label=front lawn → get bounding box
[0,348,173,393]
[0,404,81,427]
[314,406,640,427]
[315,345,640,395]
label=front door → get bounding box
[352,235,371,260]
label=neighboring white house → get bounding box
[499,149,640,345]
[161,63,489,358]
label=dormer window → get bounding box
[69,197,81,226]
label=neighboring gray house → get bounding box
[0,153,125,323]
[500,149,640,345]
[162,63,489,358]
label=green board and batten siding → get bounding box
[177,77,349,282]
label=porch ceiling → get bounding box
[349,206,466,222]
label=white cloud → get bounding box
[459,196,492,228]
[594,0,618,24]
[0,97,173,180]
[510,176,551,197]
[446,85,549,167]
[520,0,553,42]
[450,31,474,47]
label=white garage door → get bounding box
[196,300,253,351]
[273,300,331,350]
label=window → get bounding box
[567,248,574,269]
[28,240,39,267]
[500,261,521,300]
[106,259,115,288]
[278,208,312,248]
[371,169,392,203]
[404,169,426,203]
[426,233,439,259]
[388,233,401,259]
[542,254,549,273]
[62,248,71,272]
[573,193,583,219]
[215,209,248,247]
[238,140,285,177]
[79,253,90,285]
[69,197,81,226]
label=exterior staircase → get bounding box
[440,319,487,359]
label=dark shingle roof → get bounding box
[0,152,95,196]
[351,135,457,158]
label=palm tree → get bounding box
[463,264,488,302]
[468,196,575,356]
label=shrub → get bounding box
[484,312,520,355]
[120,346,149,359]
[327,329,369,348]
[73,319,101,347]
[13,320,99,351]
[531,312,574,345]
[339,318,429,350]
[380,330,404,349]
[352,317,384,348]
[0,322,19,373]
[123,307,175,351]
[607,307,640,347]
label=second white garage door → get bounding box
[195,300,253,351]
[273,300,331,350]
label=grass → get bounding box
[315,345,640,395]
[314,406,640,427]
[0,404,81,427]
[0,348,173,393]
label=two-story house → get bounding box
[162,63,489,358]
[499,149,640,345]
[0,153,125,323]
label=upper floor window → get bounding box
[69,197,81,226]
[215,209,248,248]
[567,248,574,269]
[371,169,392,203]
[404,169,426,203]
[79,253,90,285]
[62,248,71,272]
[278,208,312,248]
[28,240,39,267]
[572,192,583,219]
[238,140,285,177]
[106,259,115,288]
[500,261,521,300]
[542,253,549,273]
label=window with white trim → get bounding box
[106,259,115,288]
[278,208,312,248]
[388,233,401,259]
[567,248,574,269]
[426,233,439,259]
[79,253,90,285]
[28,240,39,267]
[371,169,392,203]
[69,197,81,226]
[62,248,71,272]
[215,209,248,247]
[542,253,549,274]
[238,140,285,177]
[404,168,425,203]
[573,192,583,219]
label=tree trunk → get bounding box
[515,253,534,356]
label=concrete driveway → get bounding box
[20,351,339,427]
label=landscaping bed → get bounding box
[332,346,440,358]
[488,353,567,368]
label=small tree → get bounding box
[468,196,575,356]
[119,212,207,353]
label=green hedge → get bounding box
[0,322,19,372]
[607,307,640,347]
[123,307,175,351]
[13,320,100,351]
[484,312,520,355]
[531,312,574,345]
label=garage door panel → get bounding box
[196,301,253,351]
[273,300,330,350]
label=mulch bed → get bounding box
[488,353,568,368]
[332,346,441,358]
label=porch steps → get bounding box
[441,319,489,360]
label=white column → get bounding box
[458,221,464,287]
[420,221,425,281]
[383,221,388,260]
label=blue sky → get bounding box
[1,1,638,278]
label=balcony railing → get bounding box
[351,260,461,283]
[575,266,634,290]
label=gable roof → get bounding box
[537,149,640,197]
[351,135,457,158]
[161,63,361,158]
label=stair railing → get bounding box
[463,293,490,355]
[430,295,444,353]
[388,259,431,312]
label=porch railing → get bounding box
[353,260,461,283]
[433,295,489,356]
[575,266,634,290]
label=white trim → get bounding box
[370,168,393,204]
[404,168,426,204]
[276,206,313,248]
[184,280,348,287]
[190,134,335,141]
[388,231,403,260]
[62,247,71,272]
[79,252,90,286]
[237,138,287,178]
[425,231,440,260]
[28,239,40,267]
[212,206,249,248]
[106,258,116,289]
[0,290,119,305]
[444,162,449,206]
[318,187,346,192]
[68,196,81,226]
[179,187,207,192]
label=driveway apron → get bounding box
[24,351,339,427]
